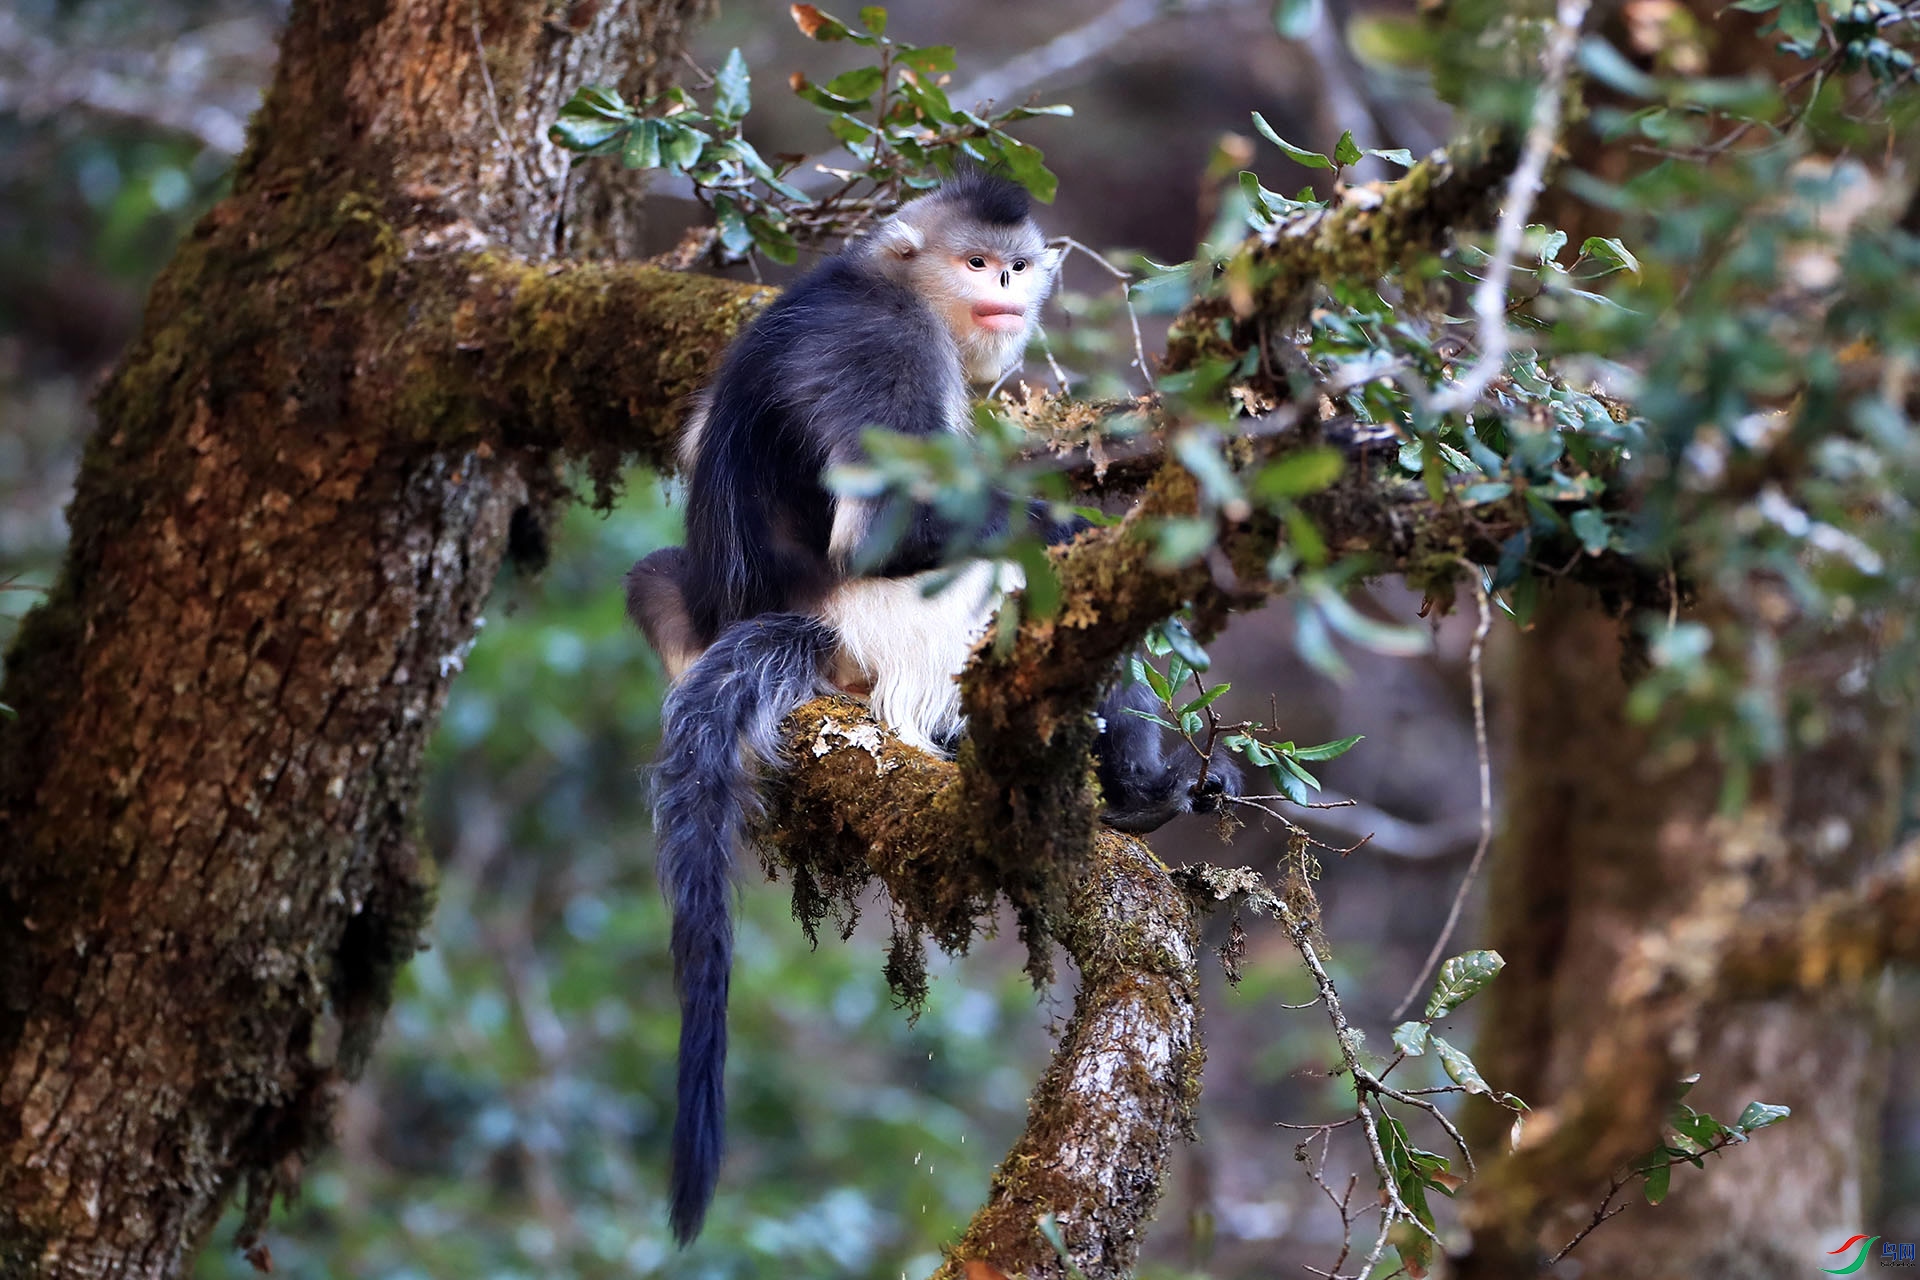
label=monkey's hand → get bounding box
[1187,751,1243,815]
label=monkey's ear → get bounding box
[872,219,925,260]
[1040,244,1065,277]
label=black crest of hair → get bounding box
[937,165,1032,226]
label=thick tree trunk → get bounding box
[0,1,705,1272]
[1457,589,1903,1277]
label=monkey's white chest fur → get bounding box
[817,560,1020,754]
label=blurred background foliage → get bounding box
[3,0,1917,1276]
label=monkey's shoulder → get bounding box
[748,256,947,351]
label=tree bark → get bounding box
[0,0,708,1272]
[1457,589,1905,1277]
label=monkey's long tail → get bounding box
[651,613,835,1246]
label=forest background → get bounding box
[1,0,1916,1277]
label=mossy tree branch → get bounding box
[762,702,1202,1280]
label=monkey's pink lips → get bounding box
[971,302,1026,333]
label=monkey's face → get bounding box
[867,198,1062,384]
[916,234,1060,383]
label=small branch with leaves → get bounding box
[549,4,1071,267]
[1178,862,1524,1280]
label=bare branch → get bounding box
[1391,574,1498,1019]
[1427,0,1592,414]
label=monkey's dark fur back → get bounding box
[683,256,967,642]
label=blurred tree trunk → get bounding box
[1458,587,1902,1277]
[0,0,706,1273]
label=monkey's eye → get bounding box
[1011,258,1029,273]
[967,256,988,270]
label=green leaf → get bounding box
[998,102,1074,121]
[1424,950,1506,1019]
[549,113,629,153]
[897,44,957,74]
[621,119,662,169]
[1139,660,1173,706]
[793,77,874,112]
[1579,235,1640,275]
[1127,261,1194,315]
[1240,738,1278,768]
[1173,430,1246,512]
[727,138,811,201]
[548,87,635,152]
[1291,734,1361,762]
[1334,130,1363,167]
[1367,146,1415,168]
[1767,0,1820,43]
[858,4,887,33]
[1250,112,1334,168]
[713,195,756,256]
[570,83,632,118]
[1670,1105,1730,1148]
[1121,707,1178,730]
[824,66,886,100]
[659,121,708,169]
[1393,1021,1431,1056]
[1150,516,1216,569]
[1181,711,1204,735]
[1280,754,1321,792]
[1308,587,1431,657]
[1389,1220,1434,1279]
[747,214,799,265]
[897,75,956,124]
[1238,171,1277,222]
[1736,1101,1790,1132]
[1272,0,1322,38]
[1179,683,1231,716]
[1160,618,1212,672]
[1433,1036,1492,1095]
[988,133,1057,203]
[1252,447,1343,500]
[1282,507,1327,568]
[1571,507,1611,555]
[1009,538,1063,620]
[1268,760,1314,805]
[713,47,752,122]
[1463,481,1513,505]
[1643,1163,1672,1205]
[1577,37,1659,98]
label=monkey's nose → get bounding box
[1000,270,1010,287]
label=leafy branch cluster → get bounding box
[1547,1081,1791,1265]
[1181,860,1537,1280]
[549,4,1069,266]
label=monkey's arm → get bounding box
[625,547,704,681]
[1094,676,1243,833]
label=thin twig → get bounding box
[1037,327,1073,395]
[1390,573,1496,1020]
[1429,0,1591,415]
[470,5,544,200]
[1051,235,1156,391]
